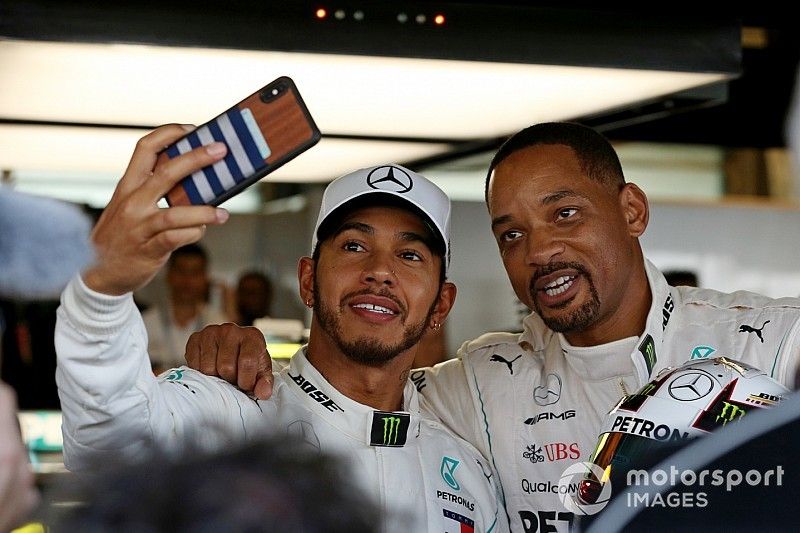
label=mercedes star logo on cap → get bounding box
[668,371,715,402]
[366,165,413,193]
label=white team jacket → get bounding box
[55,276,507,533]
[417,259,800,533]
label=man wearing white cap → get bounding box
[55,125,506,532]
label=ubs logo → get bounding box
[366,165,413,193]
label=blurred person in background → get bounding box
[142,243,228,374]
[663,269,699,287]
[0,381,40,532]
[0,184,93,531]
[234,270,273,326]
[42,436,378,533]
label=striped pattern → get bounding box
[166,108,269,204]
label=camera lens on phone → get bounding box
[260,82,287,103]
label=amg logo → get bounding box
[288,372,344,412]
[524,410,576,425]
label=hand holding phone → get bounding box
[162,76,320,206]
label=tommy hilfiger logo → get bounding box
[490,354,522,374]
[739,320,770,343]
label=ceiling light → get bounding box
[0,40,730,141]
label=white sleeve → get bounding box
[55,276,268,471]
[417,355,488,459]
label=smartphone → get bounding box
[162,76,321,206]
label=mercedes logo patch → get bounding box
[366,165,413,193]
[533,373,562,406]
[668,371,715,402]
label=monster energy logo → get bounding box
[620,381,658,412]
[369,411,410,447]
[382,416,401,445]
[638,382,656,396]
[638,334,656,375]
[716,401,746,425]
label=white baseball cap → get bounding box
[311,164,451,271]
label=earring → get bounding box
[432,321,441,331]
[305,298,313,308]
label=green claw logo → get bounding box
[382,416,401,446]
[716,401,746,425]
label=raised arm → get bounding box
[55,126,265,470]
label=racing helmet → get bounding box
[578,356,789,505]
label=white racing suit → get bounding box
[55,276,507,533]
[417,259,800,533]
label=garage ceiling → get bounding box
[4,2,791,207]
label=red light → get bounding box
[315,8,327,19]
[434,14,445,25]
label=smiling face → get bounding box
[488,143,650,345]
[301,205,455,366]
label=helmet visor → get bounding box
[579,431,665,504]
[580,429,691,505]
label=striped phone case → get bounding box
[163,76,320,207]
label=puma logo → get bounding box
[738,320,770,343]
[490,354,522,374]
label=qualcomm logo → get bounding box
[441,456,461,491]
[690,345,716,360]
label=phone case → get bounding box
[163,76,321,206]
